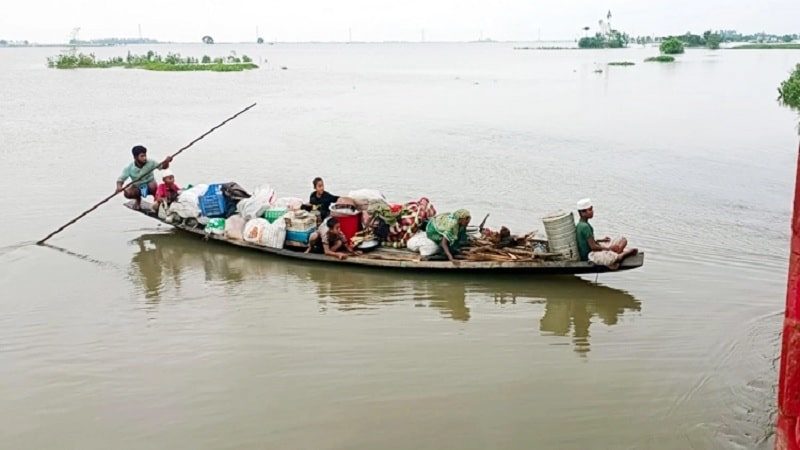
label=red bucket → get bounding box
[332,212,361,243]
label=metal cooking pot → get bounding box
[357,239,380,251]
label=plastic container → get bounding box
[199,184,229,218]
[332,211,361,242]
[286,214,316,231]
[285,227,316,245]
[542,211,579,261]
[264,209,287,224]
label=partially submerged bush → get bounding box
[660,38,685,54]
[645,55,675,62]
[608,61,635,66]
[779,64,800,114]
[48,51,257,72]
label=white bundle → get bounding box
[237,185,277,220]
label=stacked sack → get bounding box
[243,218,286,248]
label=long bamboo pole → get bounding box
[37,102,257,245]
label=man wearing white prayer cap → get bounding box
[575,198,638,269]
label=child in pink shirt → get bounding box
[152,170,181,212]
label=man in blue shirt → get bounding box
[116,145,172,209]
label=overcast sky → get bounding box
[2,0,798,43]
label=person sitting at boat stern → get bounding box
[152,169,181,212]
[320,218,361,260]
[116,145,172,209]
[576,198,638,270]
[426,209,471,263]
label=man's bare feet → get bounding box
[612,248,639,268]
[621,248,638,259]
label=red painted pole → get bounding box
[777,141,800,450]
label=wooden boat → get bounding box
[126,201,644,274]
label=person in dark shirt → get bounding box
[307,177,339,220]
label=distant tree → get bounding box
[202,35,214,44]
[201,55,211,63]
[257,37,264,44]
[660,38,685,54]
[677,32,704,47]
[0,40,7,46]
[706,33,722,49]
[606,30,629,48]
[579,31,628,49]
[578,34,604,49]
[783,35,795,43]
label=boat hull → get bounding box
[126,202,644,274]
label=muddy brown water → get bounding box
[1,43,798,449]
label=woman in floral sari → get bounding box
[426,209,471,262]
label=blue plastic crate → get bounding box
[199,184,229,218]
[286,228,316,245]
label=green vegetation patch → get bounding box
[779,64,800,112]
[644,55,676,63]
[578,30,630,49]
[660,38,685,55]
[139,62,258,72]
[608,61,635,66]
[48,51,258,72]
[734,44,800,49]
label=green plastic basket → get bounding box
[263,209,287,223]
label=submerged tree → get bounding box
[202,35,214,44]
[779,64,800,119]
[257,37,264,44]
[660,38,685,54]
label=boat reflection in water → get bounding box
[130,232,641,354]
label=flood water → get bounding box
[1,43,799,449]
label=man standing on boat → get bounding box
[116,145,172,210]
[575,198,637,269]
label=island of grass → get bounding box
[608,61,635,66]
[733,43,800,49]
[645,55,675,63]
[48,51,258,72]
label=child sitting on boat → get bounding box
[152,169,181,212]
[307,218,362,260]
[575,198,638,269]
